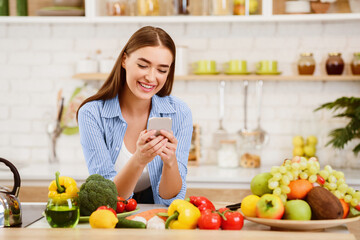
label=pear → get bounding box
[250,172,272,197]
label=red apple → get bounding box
[256,194,285,219]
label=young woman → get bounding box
[77,26,193,205]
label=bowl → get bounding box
[285,1,311,14]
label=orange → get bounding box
[339,199,349,219]
[287,179,313,200]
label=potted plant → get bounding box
[315,97,360,156]
[310,0,336,13]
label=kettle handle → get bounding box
[0,158,21,197]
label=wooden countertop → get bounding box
[1,203,359,240]
[0,228,356,240]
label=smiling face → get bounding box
[122,45,173,101]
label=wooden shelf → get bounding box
[2,0,359,23]
[1,13,360,23]
[73,73,360,82]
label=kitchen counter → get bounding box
[1,203,358,240]
[1,227,356,240]
[1,163,360,189]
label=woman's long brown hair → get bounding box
[76,26,176,120]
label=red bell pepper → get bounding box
[219,209,244,230]
[188,196,216,212]
[197,209,221,230]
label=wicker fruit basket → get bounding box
[310,1,330,13]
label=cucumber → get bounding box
[115,217,146,229]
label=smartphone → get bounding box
[147,117,172,136]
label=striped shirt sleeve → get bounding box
[78,102,117,180]
[152,98,193,206]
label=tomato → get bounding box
[117,196,126,202]
[221,211,244,230]
[116,201,126,213]
[217,207,230,214]
[125,199,137,212]
[197,210,221,230]
[97,206,117,216]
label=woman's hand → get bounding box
[133,130,168,166]
[158,130,178,167]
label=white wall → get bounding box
[0,21,359,169]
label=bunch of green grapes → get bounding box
[268,156,321,203]
[319,165,360,207]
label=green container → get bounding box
[0,0,9,16]
[16,0,28,16]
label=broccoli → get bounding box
[79,174,118,216]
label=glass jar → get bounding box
[107,0,127,16]
[351,52,360,75]
[326,52,344,75]
[217,140,238,168]
[298,52,315,75]
[177,0,189,15]
[212,0,232,15]
[0,0,9,16]
[45,195,80,228]
[189,0,210,16]
[159,0,175,16]
[233,0,245,15]
[16,0,27,16]
[237,131,261,168]
[137,0,159,16]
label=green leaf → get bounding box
[315,97,360,156]
[62,127,79,135]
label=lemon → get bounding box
[306,135,318,146]
[89,209,118,229]
[241,195,260,217]
[293,146,304,157]
[292,136,304,147]
[304,145,316,157]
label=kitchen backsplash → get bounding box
[0,21,359,168]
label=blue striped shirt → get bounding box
[78,94,193,206]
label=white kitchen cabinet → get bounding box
[0,0,360,23]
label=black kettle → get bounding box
[0,158,22,227]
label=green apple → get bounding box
[250,172,273,197]
[292,136,304,147]
[284,200,312,220]
[256,194,285,219]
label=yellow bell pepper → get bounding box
[48,171,79,199]
[166,199,201,229]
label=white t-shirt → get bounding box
[114,141,151,193]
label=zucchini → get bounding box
[116,217,146,229]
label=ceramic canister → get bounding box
[175,46,189,76]
[76,59,98,73]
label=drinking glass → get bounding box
[45,195,79,228]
